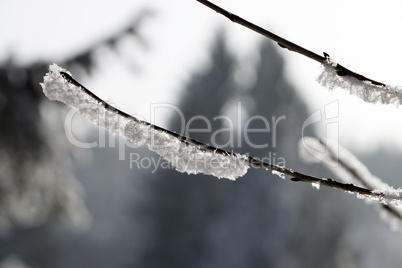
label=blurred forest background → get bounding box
[2,3,402,268]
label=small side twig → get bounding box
[195,0,387,87]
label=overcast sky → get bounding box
[2,0,402,153]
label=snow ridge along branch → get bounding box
[41,64,391,201]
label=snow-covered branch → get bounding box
[41,64,393,202]
[195,0,402,105]
[41,64,250,180]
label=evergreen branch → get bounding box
[59,71,384,199]
[195,0,387,88]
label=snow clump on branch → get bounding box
[40,64,249,180]
[317,55,402,106]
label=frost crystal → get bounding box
[41,64,249,180]
[272,170,285,180]
[317,58,402,106]
[311,182,320,190]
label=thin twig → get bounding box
[317,138,402,220]
[60,71,383,199]
[195,0,386,87]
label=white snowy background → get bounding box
[2,0,402,153]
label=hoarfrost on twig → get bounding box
[317,56,402,106]
[41,64,249,180]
